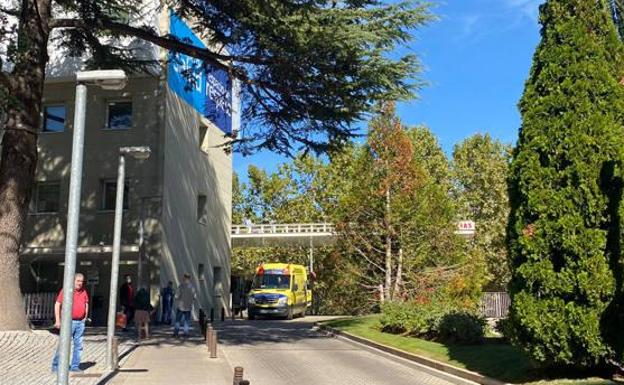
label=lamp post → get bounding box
[57,70,127,385]
[105,146,151,371]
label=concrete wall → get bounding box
[160,87,232,317]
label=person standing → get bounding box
[133,287,153,339]
[119,274,134,331]
[173,273,196,338]
[160,281,174,325]
[51,273,89,373]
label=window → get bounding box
[43,105,66,132]
[198,263,205,281]
[101,180,129,211]
[197,194,207,224]
[106,101,132,130]
[198,124,208,152]
[32,182,60,213]
[213,266,223,294]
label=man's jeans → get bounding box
[52,320,85,371]
[174,309,191,336]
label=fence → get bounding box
[23,292,56,324]
[480,292,510,319]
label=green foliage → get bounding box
[508,0,624,368]
[380,301,486,345]
[437,311,486,345]
[453,134,511,290]
[380,301,450,337]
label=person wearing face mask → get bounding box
[119,274,135,331]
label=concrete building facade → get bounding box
[18,10,235,324]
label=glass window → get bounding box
[43,105,66,132]
[101,180,129,210]
[197,194,207,224]
[106,102,132,130]
[34,182,60,213]
[252,274,290,290]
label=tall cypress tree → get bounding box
[508,0,624,368]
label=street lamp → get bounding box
[105,146,151,371]
[57,70,127,385]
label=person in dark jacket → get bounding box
[160,281,174,325]
[119,274,134,331]
[134,287,153,339]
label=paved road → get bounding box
[217,317,459,385]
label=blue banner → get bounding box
[168,13,233,135]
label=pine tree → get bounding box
[508,0,624,368]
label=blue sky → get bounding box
[234,0,544,180]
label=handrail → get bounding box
[231,223,335,236]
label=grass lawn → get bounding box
[323,315,617,385]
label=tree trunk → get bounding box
[0,0,51,331]
[393,245,403,300]
[384,187,392,302]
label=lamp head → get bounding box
[120,146,151,160]
[76,70,127,91]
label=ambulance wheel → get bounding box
[248,311,256,320]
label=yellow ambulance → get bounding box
[247,263,312,320]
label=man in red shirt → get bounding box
[51,273,89,373]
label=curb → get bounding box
[316,323,510,385]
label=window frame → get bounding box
[104,100,133,131]
[197,194,208,225]
[31,181,61,214]
[42,104,67,133]
[100,179,130,211]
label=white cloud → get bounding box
[505,0,544,21]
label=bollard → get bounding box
[221,307,225,322]
[233,366,244,385]
[210,329,218,358]
[199,309,206,339]
[111,337,119,370]
[206,324,214,351]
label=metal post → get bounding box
[137,198,145,287]
[106,154,126,370]
[111,337,119,370]
[210,329,218,358]
[309,237,314,273]
[57,82,87,385]
[233,367,244,385]
[206,324,213,350]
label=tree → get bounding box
[453,134,511,290]
[508,0,624,368]
[0,0,433,330]
[336,106,474,307]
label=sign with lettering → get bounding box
[168,13,233,135]
[456,220,476,236]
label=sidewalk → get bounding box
[104,326,232,385]
[0,328,136,385]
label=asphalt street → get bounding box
[217,316,461,385]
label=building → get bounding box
[18,10,236,324]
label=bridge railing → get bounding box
[232,223,335,236]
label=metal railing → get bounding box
[480,292,510,319]
[23,292,56,324]
[231,223,335,236]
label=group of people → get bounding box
[51,272,197,373]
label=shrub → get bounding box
[380,300,452,338]
[438,311,486,345]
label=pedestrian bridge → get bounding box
[231,223,336,248]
